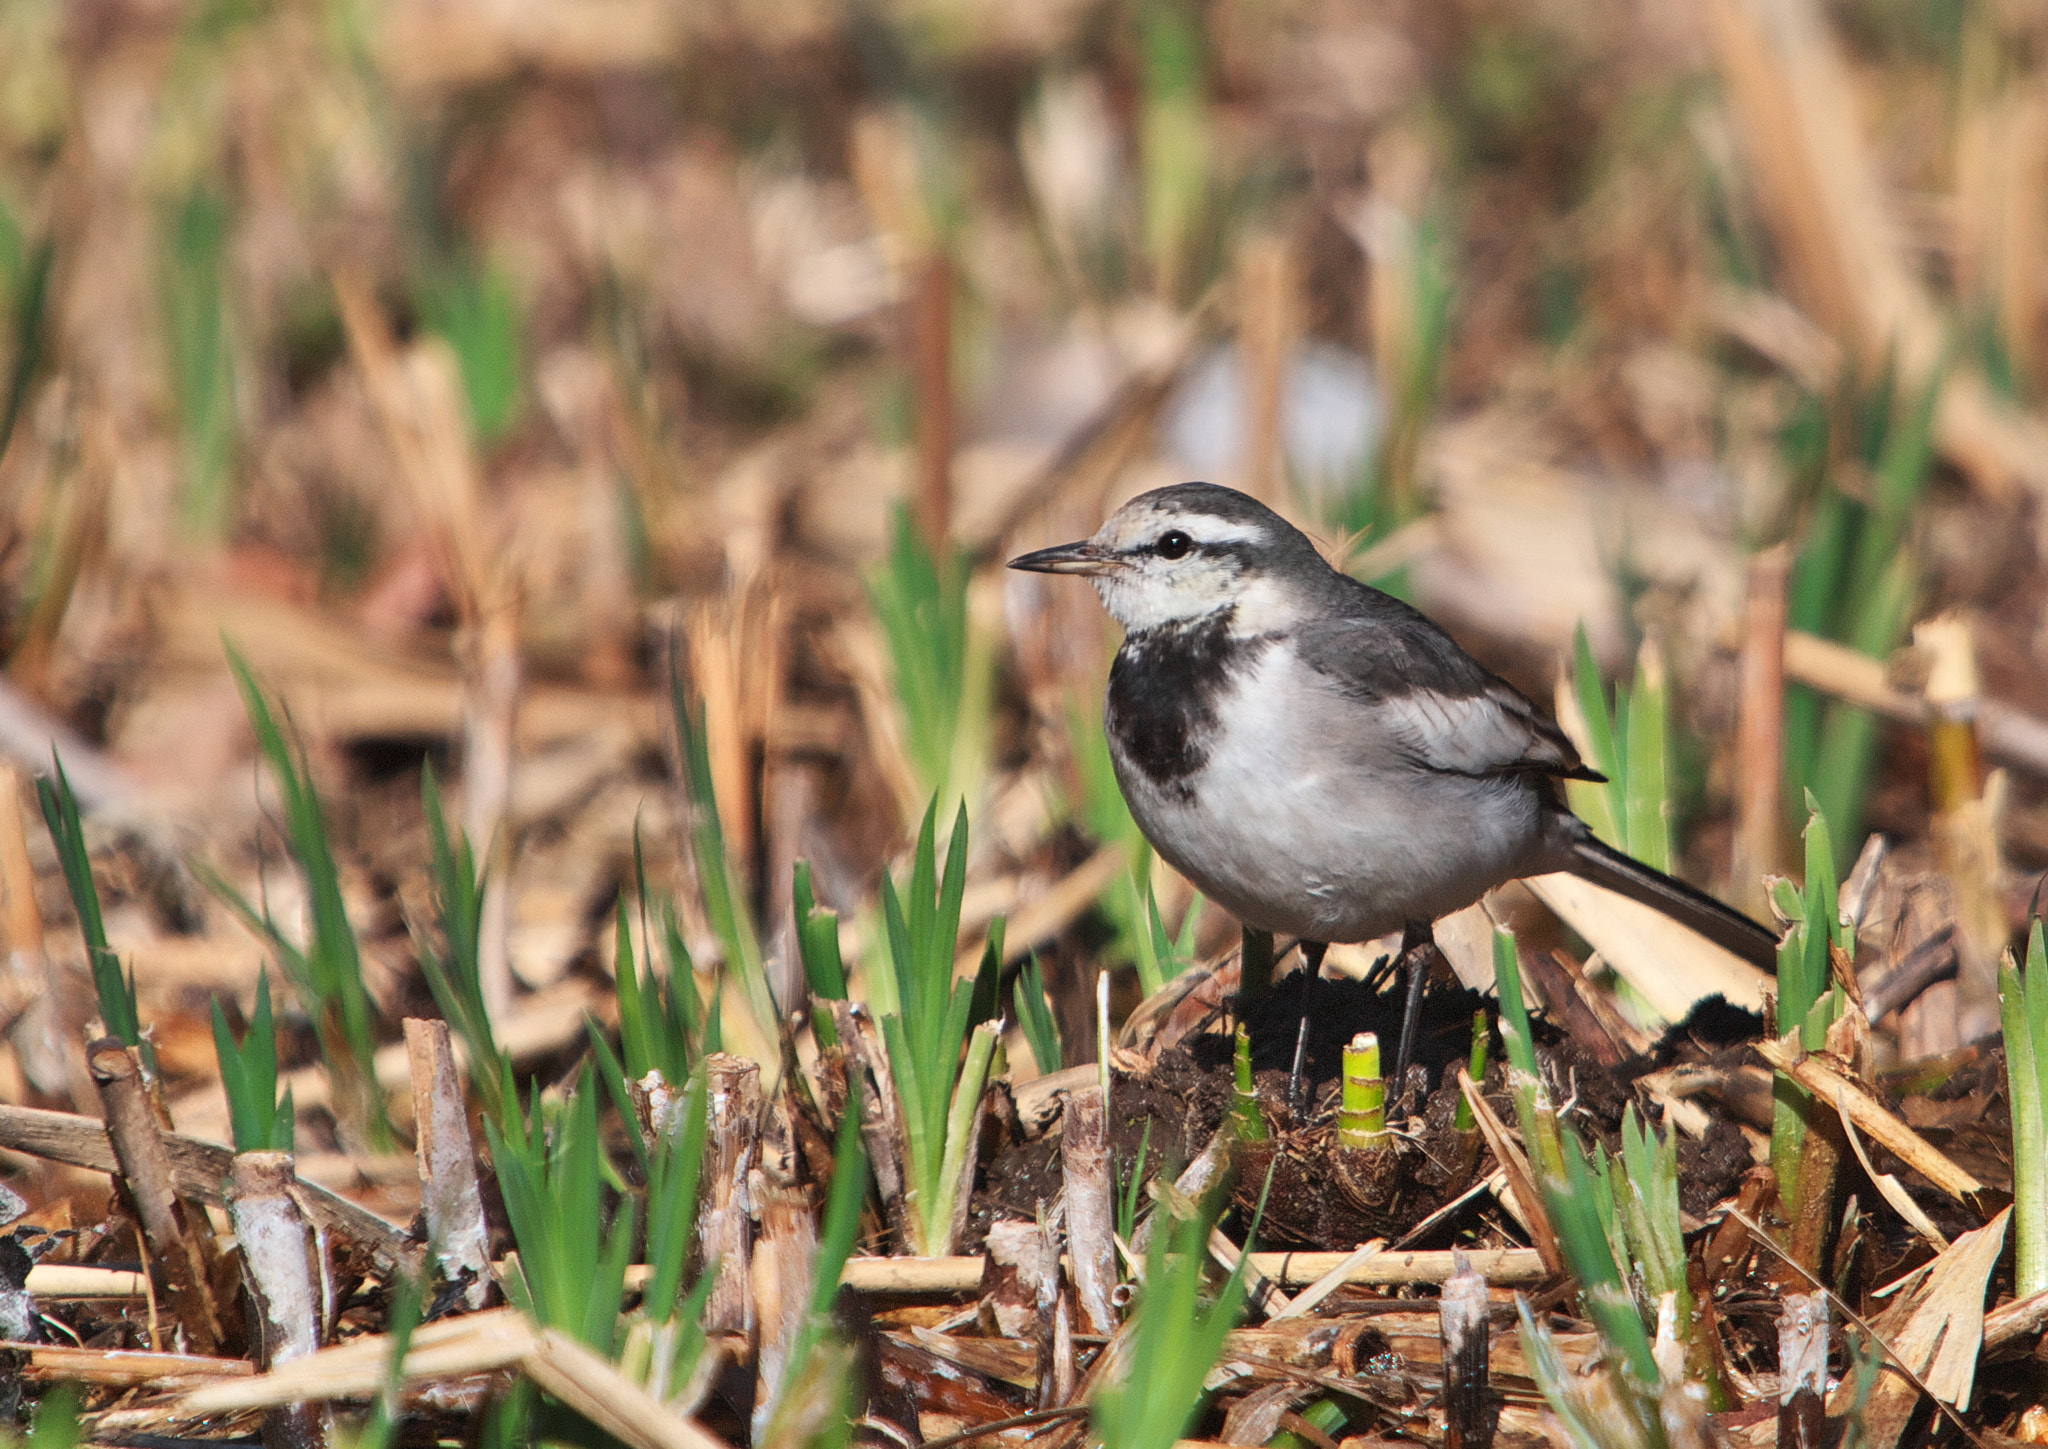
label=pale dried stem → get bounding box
[229,1151,327,1449]
[1734,546,1790,916]
[1058,1087,1116,1337]
[1237,234,1296,507]
[702,1054,761,1336]
[0,764,79,1102]
[403,1018,491,1309]
[830,1000,908,1242]
[461,603,522,1021]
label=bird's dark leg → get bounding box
[1239,926,1277,1011]
[1391,920,1437,1090]
[1302,940,1329,977]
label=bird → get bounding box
[1009,481,1778,1079]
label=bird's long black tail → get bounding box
[1563,830,1781,971]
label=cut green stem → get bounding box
[1337,1032,1386,1149]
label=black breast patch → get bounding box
[1106,614,1271,798]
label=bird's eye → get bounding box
[1156,530,1193,560]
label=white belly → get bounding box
[1111,646,1547,942]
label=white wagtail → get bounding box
[1011,482,1777,1078]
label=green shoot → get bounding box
[1514,1296,1660,1449]
[36,755,145,1067]
[1229,1023,1267,1142]
[161,186,238,538]
[1564,627,1672,873]
[1492,924,1663,1411]
[1454,1009,1489,1133]
[865,504,991,816]
[1783,361,1944,868]
[595,883,718,1169]
[10,1385,80,1449]
[1092,1186,1248,1449]
[1770,795,1851,1206]
[1012,956,1063,1075]
[794,861,846,1047]
[487,1070,637,1357]
[639,1070,710,1319]
[1137,0,1211,306]
[338,1274,421,1449]
[2000,919,2048,1299]
[1116,1121,1154,1248]
[206,650,388,1149]
[875,799,1004,1254]
[416,255,524,444]
[1336,1032,1386,1149]
[605,1054,715,1406]
[670,674,778,1055]
[1135,879,1202,997]
[1340,206,1455,549]
[0,196,53,464]
[413,764,508,1125]
[211,976,293,1153]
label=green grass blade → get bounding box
[1013,957,1063,1074]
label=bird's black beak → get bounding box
[1007,540,1118,576]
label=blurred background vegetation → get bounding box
[0,0,2044,1099]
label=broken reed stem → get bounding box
[1776,1291,1828,1449]
[1440,1253,1492,1449]
[1918,614,2005,1040]
[1784,1108,1842,1285]
[462,600,522,1025]
[1034,1211,1077,1409]
[1238,234,1296,505]
[1337,1033,1386,1149]
[912,251,953,554]
[831,1002,908,1242]
[87,1038,227,1355]
[1060,1087,1117,1337]
[1735,546,1790,916]
[0,763,73,1101]
[229,1152,327,1449]
[403,1018,491,1310]
[750,1151,818,1438]
[702,1055,762,1335]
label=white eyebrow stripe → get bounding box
[1177,517,1264,545]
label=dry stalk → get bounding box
[1734,546,1790,916]
[1058,1087,1116,1337]
[1237,233,1296,506]
[829,1001,908,1242]
[1033,1211,1076,1409]
[228,1151,327,1449]
[87,1039,228,1354]
[1778,1292,1827,1449]
[0,764,78,1104]
[750,1095,816,1437]
[1916,615,2005,1042]
[702,1054,761,1337]
[1439,1253,1491,1449]
[403,1018,491,1309]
